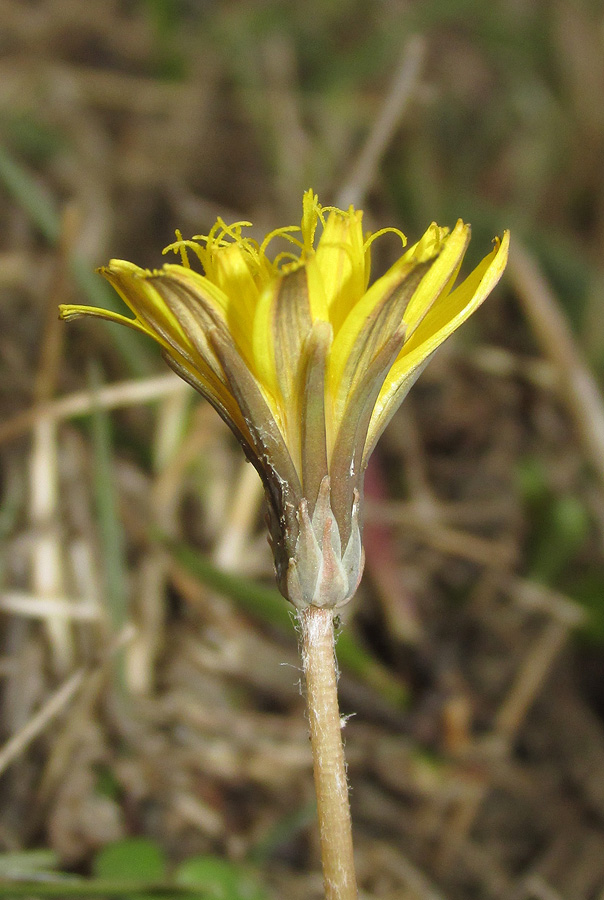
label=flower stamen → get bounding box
[364,226,407,252]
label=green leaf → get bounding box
[93,838,167,883]
[175,856,266,900]
[572,573,604,645]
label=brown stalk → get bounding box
[299,605,357,900]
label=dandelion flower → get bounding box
[60,191,509,610]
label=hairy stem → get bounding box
[299,605,357,899]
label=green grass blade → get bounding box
[0,143,59,241]
[0,143,152,377]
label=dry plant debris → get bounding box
[1,2,604,898]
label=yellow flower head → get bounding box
[60,191,509,609]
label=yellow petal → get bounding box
[365,230,510,462]
[329,325,406,542]
[100,261,191,349]
[300,321,331,511]
[176,247,260,369]
[251,267,314,456]
[212,243,260,322]
[402,230,509,361]
[326,221,450,405]
[208,324,302,506]
[327,258,429,434]
[146,272,229,384]
[314,207,367,331]
[402,220,470,337]
[251,278,281,403]
[303,252,330,322]
[58,303,152,339]
[160,264,230,316]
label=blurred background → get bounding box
[2,1,604,898]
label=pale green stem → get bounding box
[299,605,358,900]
